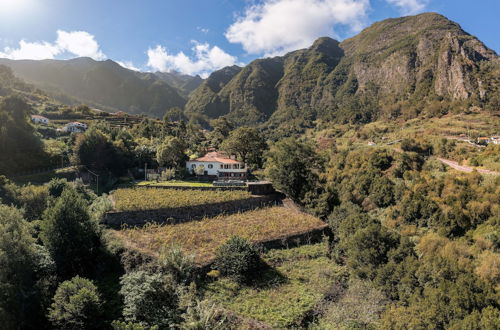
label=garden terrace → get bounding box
[202,242,347,328]
[110,207,327,264]
[111,188,252,211]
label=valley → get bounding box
[0,10,498,330]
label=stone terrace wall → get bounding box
[103,194,283,227]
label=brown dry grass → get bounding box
[110,207,326,264]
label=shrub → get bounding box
[213,236,261,283]
[47,276,103,329]
[159,246,195,285]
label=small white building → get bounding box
[31,115,49,125]
[63,122,88,133]
[186,151,247,180]
[491,136,500,145]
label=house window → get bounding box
[208,164,213,169]
[191,164,196,169]
[233,164,239,169]
[240,164,245,169]
[220,164,223,169]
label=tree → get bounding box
[213,236,261,283]
[220,127,266,169]
[119,271,179,328]
[209,117,233,147]
[265,138,321,201]
[0,205,55,329]
[75,104,91,115]
[156,136,187,168]
[0,96,47,174]
[48,276,103,329]
[343,223,398,279]
[164,107,185,122]
[72,127,120,173]
[40,187,101,279]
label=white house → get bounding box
[491,136,500,145]
[63,122,88,133]
[186,151,247,180]
[31,115,49,125]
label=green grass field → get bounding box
[202,242,347,328]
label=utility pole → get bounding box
[145,162,147,181]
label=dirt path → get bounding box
[437,157,500,175]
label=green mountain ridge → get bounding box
[185,13,499,130]
[0,57,191,117]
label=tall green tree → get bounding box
[265,138,321,201]
[220,127,267,169]
[156,136,187,168]
[0,205,55,329]
[72,127,120,173]
[40,187,101,279]
[0,95,47,173]
[119,271,179,328]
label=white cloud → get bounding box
[197,27,210,34]
[225,0,370,56]
[0,30,106,60]
[117,60,140,71]
[385,0,429,15]
[147,42,238,78]
[0,40,60,60]
[56,30,106,60]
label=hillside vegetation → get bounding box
[186,13,499,132]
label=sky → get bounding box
[0,0,498,77]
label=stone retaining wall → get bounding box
[103,194,283,227]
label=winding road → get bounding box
[437,157,500,176]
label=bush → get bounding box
[48,276,103,329]
[159,246,195,285]
[213,236,261,283]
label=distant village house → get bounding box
[186,151,247,180]
[31,115,49,125]
[63,122,88,133]
[477,136,500,145]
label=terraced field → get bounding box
[111,207,327,263]
[111,187,252,211]
[203,243,347,328]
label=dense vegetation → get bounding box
[0,11,499,330]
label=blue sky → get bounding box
[0,0,498,77]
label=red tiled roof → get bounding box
[192,151,241,164]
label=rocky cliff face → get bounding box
[185,13,499,127]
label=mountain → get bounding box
[154,71,203,97]
[185,13,499,128]
[0,57,188,117]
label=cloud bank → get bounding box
[147,42,238,78]
[0,30,106,60]
[225,0,369,56]
[385,0,429,15]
